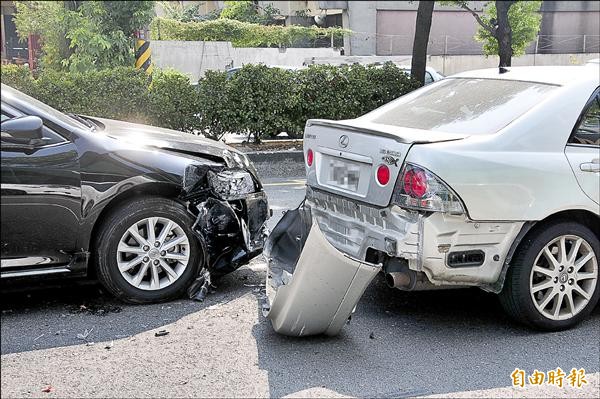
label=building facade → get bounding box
[318,0,600,56]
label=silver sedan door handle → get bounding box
[580,158,600,172]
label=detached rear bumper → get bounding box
[264,206,381,337]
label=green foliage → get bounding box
[292,63,421,135]
[195,62,421,141]
[101,1,156,38]
[13,1,65,70]
[158,1,220,22]
[225,64,300,141]
[147,69,201,132]
[220,1,281,25]
[150,17,350,47]
[1,63,420,142]
[294,9,312,18]
[195,70,237,140]
[6,67,150,122]
[13,1,155,72]
[0,65,36,93]
[475,1,542,56]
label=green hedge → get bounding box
[150,17,350,47]
[196,63,421,141]
[1,65,150,123]
[1,63,420,141]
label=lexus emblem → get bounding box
[339,135,349,148]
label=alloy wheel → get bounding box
[117,216,190,291]
[529,234,598,320]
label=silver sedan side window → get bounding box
[570,94,600,146]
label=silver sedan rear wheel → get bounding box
[529,234,598,321]
[117,216,191,291]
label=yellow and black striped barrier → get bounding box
[135,38,153,74]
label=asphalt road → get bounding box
[1,177,599,398]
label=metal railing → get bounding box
[365,33,600,56]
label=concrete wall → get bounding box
[376,10,484,56]
[306,53,600,76]
[152,40,599,81]
[151,41,343,82]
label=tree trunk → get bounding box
[495,1,514,67]
[410,0,435,85]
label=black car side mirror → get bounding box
[1,115,44,145]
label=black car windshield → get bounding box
[1,83,91,131]
[362,78,557,135]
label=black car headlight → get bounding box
[208,169,256,200]
[223,149,251,169]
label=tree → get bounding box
[411,1,435,85]
[220,1,281,25]
[13,1,64,69]
[444,1,542,67]
[158,1,220,22]
[13,1,155,72]
[475,1,541,61]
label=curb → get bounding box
[246,150,304,164]
[246,151,305,179]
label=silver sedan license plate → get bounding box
[326,158,361,192]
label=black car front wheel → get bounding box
[95,197,201,303]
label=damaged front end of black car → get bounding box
[0,83,270,304]
[180,158,270,301]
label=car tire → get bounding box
[95,197,201,304]
[499,221,599,331]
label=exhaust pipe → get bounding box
[385,272,412,289]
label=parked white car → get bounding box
[397,65,444,84]
[265,64,600,336]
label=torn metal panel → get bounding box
[264,205,381,337]
[305,186,524,290]
[191,190,269,277]
[418,212,524,286]
[179,163,269,298]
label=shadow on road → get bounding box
[0,266,262,355]
[252,273,600,398]
[2,265,598,397]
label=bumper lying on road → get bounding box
[264,206,381,337]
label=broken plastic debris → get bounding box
[104,341,114,350]
[41,386,53,393]
[155,330,169,337]
[188,269,212,302]
[76,328,93,340]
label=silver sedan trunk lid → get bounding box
[303,119,466,207]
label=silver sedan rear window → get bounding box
[364,78,557,135]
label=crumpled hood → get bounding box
[92,116,232,160]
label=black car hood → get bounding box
[92,116,231,161]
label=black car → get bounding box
[0,84,269,303]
